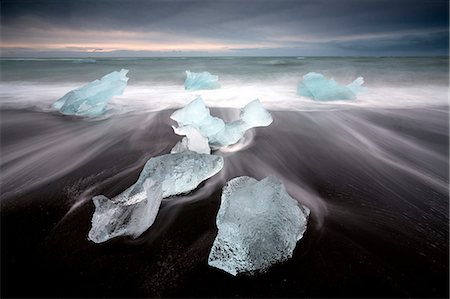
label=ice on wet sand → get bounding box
[89,152,224,243]
[208,176,310,276]
[171,97,273,148]
[88,179,162,243]
[208,99,273,148]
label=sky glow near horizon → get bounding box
[1,0,448,57]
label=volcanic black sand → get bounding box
[1,106,448,298]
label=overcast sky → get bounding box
[1,0,448,57]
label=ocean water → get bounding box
[0,56,448,112]
[1,57,448,297]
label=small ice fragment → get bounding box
[297,72,364,101]
[89,152,224,243]
[184,70,220,90]
[88,179,162,243]
[170,137,190,154]
[208,176,310,276]
[346,77,365,94]
[171,126,210,154]
[171,97,272,148]
[52,69,129,116]
[240,99,273,127]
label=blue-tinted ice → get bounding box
[171,125,211,154]
[170,97,273,148]
[184,70,220,90]
[208,176,310,276]
[89,151,224,243]
[52,69,129,116]
[298,72,364,101]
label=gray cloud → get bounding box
[1,0,448,56]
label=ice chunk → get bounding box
[297,72,364,101]
[171,97,225,137]
[171,97,272,148]
[142,152,223,198]
[52,69,129,116]
[240,99,273,127]
[89,152,224,243]
[209,99,273,148]
[184,70,220,90]
[88,179,162,243]
[170,137,190,154]
[171,126,210,154]
[208,120,250,148]
[208,176,310,276]
[347,76,365,94]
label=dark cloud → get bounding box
[329,31,449,55]
[1,0,448,56]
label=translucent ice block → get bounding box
[89,152,224,243]
[184,70,220,90]
[297,72,364,101]
[52,69,129,116]
[171,97,272,148]
[208,176,310,275]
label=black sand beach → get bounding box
[1,107,448,297]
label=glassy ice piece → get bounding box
[240,99,273,127]
[88,179,162,243]
[346,76,365,94]
[170,97,225,137]
[170,137,190,154]
[142,152,223,197]
[52,69,129,116]
[184,70,220,90]
[297,72,364,101]
[171,97,272,148]
[209,100,273,147]
[89,152,224,243]
[171,126,210,154]
[208,176,310,276]
[208,120,250,148]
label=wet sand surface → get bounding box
[1,106,448,297]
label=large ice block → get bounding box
[89,152,224,243]
[52,69,129,116]
[297,72,364,101]
[184,70,220,90]
[208,176,310,276]
[171,97,273,148]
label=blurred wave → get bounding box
[0,82,448,114]
[1,106,447,235]
[0,56,448,112]
[0,56,448,241]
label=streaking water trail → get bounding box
[0,57,448,297]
